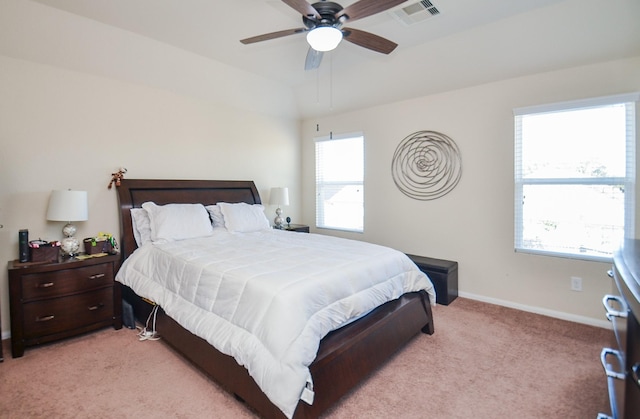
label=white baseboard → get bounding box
[2,331,10,340]
[458,291,612,329]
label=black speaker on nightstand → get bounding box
[19,229,29,263]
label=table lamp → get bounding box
[269,187,289,229]
[46,190,88,256]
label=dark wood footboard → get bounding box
[122,284,433,418]
[301,290,433,418]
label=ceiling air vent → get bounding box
[391,0,441,26]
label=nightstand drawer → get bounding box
[21,263,114,301]
[22,287,114,339]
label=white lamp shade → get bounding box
[306,26,343,52]
[269,187,290,206]
[46,190,88,222]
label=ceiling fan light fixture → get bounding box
[306,26,343,52]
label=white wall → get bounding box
[0,0,298,120]
[0,55,301,338]
[302,56,640,326]
[0,0,301,338]
[1,0,637,338]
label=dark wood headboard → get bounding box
[116,179,261,259]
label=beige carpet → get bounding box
[0,298,613,418]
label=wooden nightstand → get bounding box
[281,224,310,233]
[8,254,122,358]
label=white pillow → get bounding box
[130,208,152,247]
[205,204,225,228]
[218,202,270,233]
[141,202,214,242]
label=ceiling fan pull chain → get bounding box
[329,51,333,110]
[316,64,320,104]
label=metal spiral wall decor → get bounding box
[391,130,462,200]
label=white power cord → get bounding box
[137,304,161,341]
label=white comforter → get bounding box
[115,228,435,418]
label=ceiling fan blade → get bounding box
[336,0,408,23]
[342,27,398,54]
[304,47,324,70]
[240,28,306,45]
[282,0,321,20]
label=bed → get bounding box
[115,178,435,419]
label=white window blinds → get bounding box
[315,133,364,232]
[514,92,638,261]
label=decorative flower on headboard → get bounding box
[108,167,127,189]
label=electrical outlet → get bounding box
[570,276,583,291]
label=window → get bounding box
[315,133,364,232]
[514,93,638,261]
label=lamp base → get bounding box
[60,236,80,257]
[274,207,284,229]
[61,222,80,257]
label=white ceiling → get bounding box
[29,0,640,118]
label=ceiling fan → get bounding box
[240,0,408,70]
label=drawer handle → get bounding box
[37,282,55,288]
[88,303,105,311]
[600,348,625,380]
[88,273,105,280]
[602,294,627,321]
[36,315,55,322]
[633,363,640,389]
[606,269,614,278]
